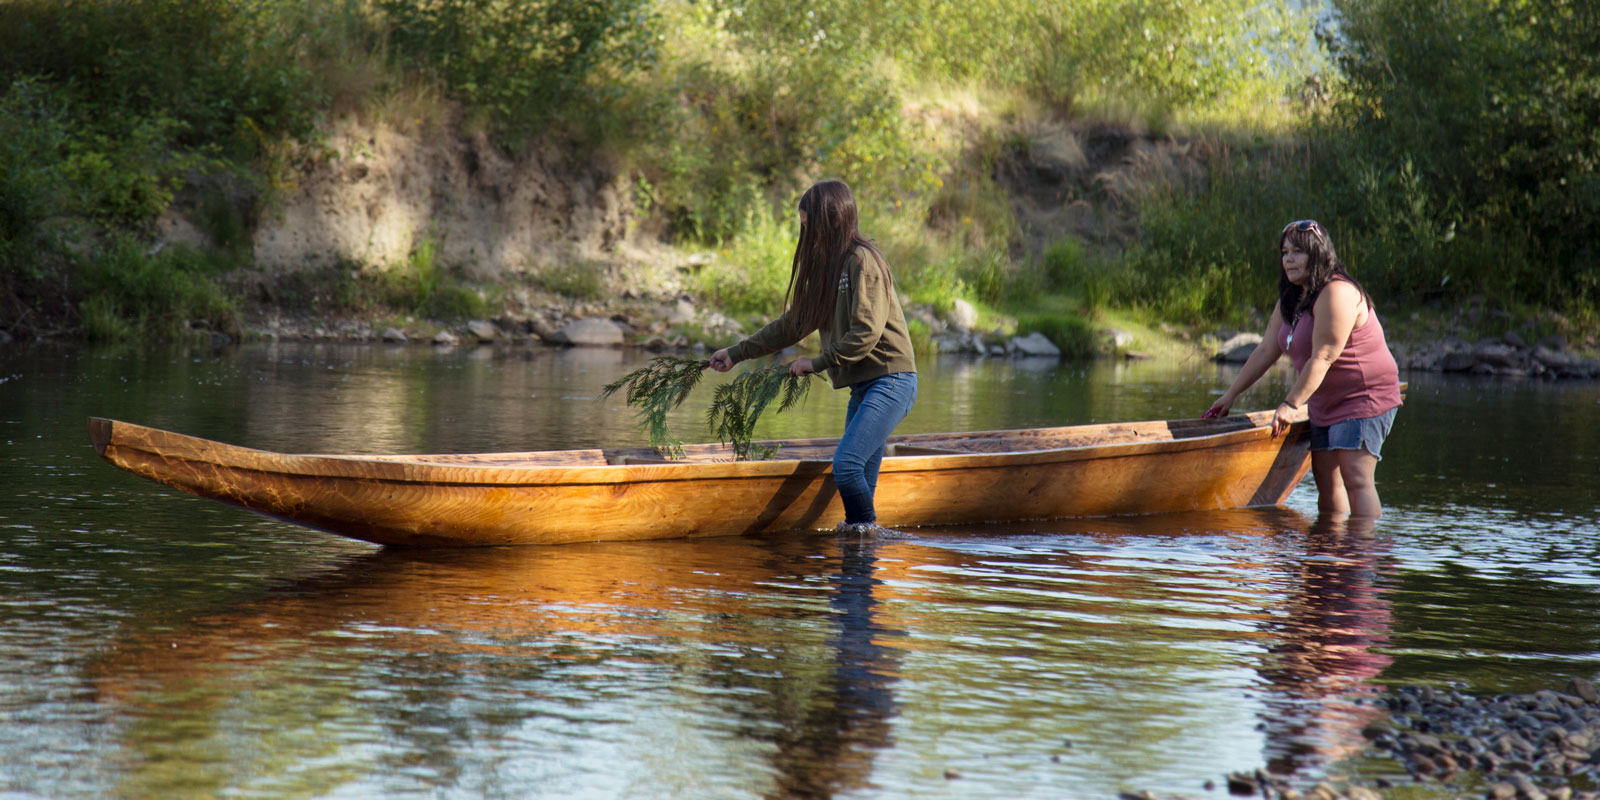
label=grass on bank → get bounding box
[77,241,241,343]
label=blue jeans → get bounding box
[834,372,918,524]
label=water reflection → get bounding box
[1257,515,1394,778]
[7,343,1600,799]
[765,538,901,798]
[85,512,1349,797]
[89,534,912,798]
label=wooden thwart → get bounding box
[885,443,969,457]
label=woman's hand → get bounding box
[788,357,816,377]
[1202,395,1234,419]
[708,349,735,372]
[1270,402,1304,437]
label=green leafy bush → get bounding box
[534,263,607,301]
[0,0,322,157]
[382,237,489,319]
[0,78,72,283]
[897,250,970,312]
[1321,0,1599,310]
[1017,313,1097,360]
[689,207,796,317]
[376,0,658,141]
[74,240,239,341]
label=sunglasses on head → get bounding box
[1282,219,1327,241]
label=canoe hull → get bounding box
[88,414,1312,547]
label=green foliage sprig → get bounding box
[599,356,709,459]
[600,357,820,461]
[706,363,819,461]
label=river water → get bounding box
[1,342,1598,799]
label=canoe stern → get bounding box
[88,417,112,458]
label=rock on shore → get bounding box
[1212,327,1599,380]
[1391,333,1600,379]
[1131,679,1600,800]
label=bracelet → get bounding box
[1280,400,1300,410]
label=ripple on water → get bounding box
[4,347,1600,798]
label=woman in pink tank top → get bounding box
[1204,220,1402,517]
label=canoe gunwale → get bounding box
[88,414,1286,487]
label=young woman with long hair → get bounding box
[1204,220,1403,517]
[709,180,918,534]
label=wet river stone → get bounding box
[1132,679,1600,800]
[1364,679,1600,797]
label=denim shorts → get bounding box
[1310,407,1398,459]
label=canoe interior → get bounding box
[345,414,1271,468]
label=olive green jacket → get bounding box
[726,247,917,389]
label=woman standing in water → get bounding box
[709,180,917,534]
[1205,220,1402,517]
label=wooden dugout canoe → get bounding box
[88,408,1318,548]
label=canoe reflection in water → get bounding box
[1257,514,1395,778]
[87,509,1398,796]
[90,534,905,798]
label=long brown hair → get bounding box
[786,180,885,332]
[1277,220,1371,327]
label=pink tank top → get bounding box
[1277,283,1403,426]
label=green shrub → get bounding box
[1320,0,1599,313]
[905,316,935,356]
[0,78,72,283]
[74,240,240,341]
[408,236,440,309]
[1039,237,1113,316]
[194,179,255,253]
[420,285,488,320]
[898,251,969,312]
[535,262,607,301]
[78,294,134,342]
[374,236,490,319]
[60,117,194,227]
[375,0,658,142]
[0,0,322,157]
[963,248,1013,306]
[689,206,795,317]
[267,263,378,313]
[1017,313,1097,359]
[634,0,947,246]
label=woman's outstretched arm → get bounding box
[1207,301,1287,418]
[709,310,808,372]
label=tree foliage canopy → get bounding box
[1330,0,1600,303]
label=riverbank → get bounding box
[216,289,1600,382]
[5,0,1597,365]
[6,104,1594,375]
